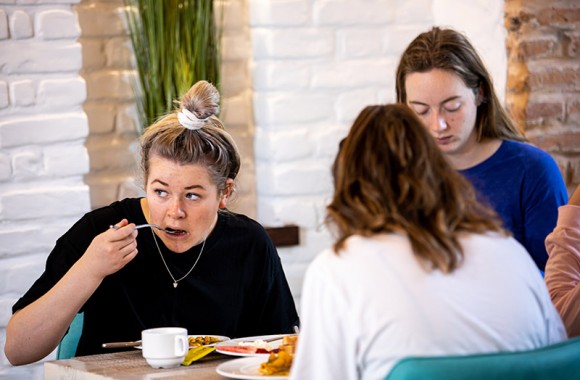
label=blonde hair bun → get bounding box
[180,80,220,120]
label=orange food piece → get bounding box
[258,335,298,376]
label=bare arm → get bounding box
[4,220,139,365]
[569,184,580,206]
[545,185,580,337]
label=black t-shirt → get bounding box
[13,198,299,356]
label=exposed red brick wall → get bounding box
[505,0,580,193]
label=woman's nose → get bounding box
[429,111,448,132]
[169,199,186,218]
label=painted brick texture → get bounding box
[0,1,88,378]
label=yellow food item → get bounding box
[259,350,293,376]
[282,335,298,345]
[188,336,222,347]
[258,335,298,376]
[279,335,298,354]
[182,346,215,366]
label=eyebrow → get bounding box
[409,95,462,106]
[151,179,206,191]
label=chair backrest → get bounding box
[56,312,84,360]
[385,337,580,380]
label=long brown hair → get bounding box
[328,104,507,273]
[140,80,240,196]
[395,26,526,142]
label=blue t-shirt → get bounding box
[459,140,568,271]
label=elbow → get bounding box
[4,343,29,366]
[4,343,44,366]
[4,329,44,366]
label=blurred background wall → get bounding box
[0,0,577,378]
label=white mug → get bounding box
[141,327,188,369]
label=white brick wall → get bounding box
[76,0,142,210]
[249,0,507,303]
[0,0,506,378]
[0,1,89,379]
[219,0,257,218]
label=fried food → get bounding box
[259,350,293,376]
[282,335,297,345]
[279,335,297,354]
[258,335,298,376]
[188,335,222,347]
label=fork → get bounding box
[109,224,178,234]
[237,334,297,345]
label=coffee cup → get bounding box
[141,327,188,369]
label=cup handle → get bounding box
[175,335,188,356]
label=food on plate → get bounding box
[218,338,281,355]
[216,345,262,354]
[279,335,298,353]
[188,336,223,348]
[258,335,298,376]
[259,351,293,376]
[182,346,216,366]
[239,339,275,351]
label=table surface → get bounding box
[44,350,233,379]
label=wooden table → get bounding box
[44,350,232,379]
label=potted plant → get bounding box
[125,0,222,130]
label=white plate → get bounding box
[216,356,289,379]
[215,334,290,357]
[136,334,230,349]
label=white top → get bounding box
[290,233,566,380]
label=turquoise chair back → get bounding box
[385,337,580,380]
[56,312,84,360]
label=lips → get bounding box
[435,136,453,145]
[165,227,186,236]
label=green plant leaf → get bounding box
[124,0,222,131]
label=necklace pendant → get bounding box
[150,227,206,291]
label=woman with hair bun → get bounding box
[5,80,299,365]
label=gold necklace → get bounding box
[150,228,206,288]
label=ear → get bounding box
[475,84,484,106]
[219,179,234,209]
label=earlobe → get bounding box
[219,196,228,209]
[219,179,234,209]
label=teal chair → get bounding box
[385,337,580,380]
[56,312,84,360]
